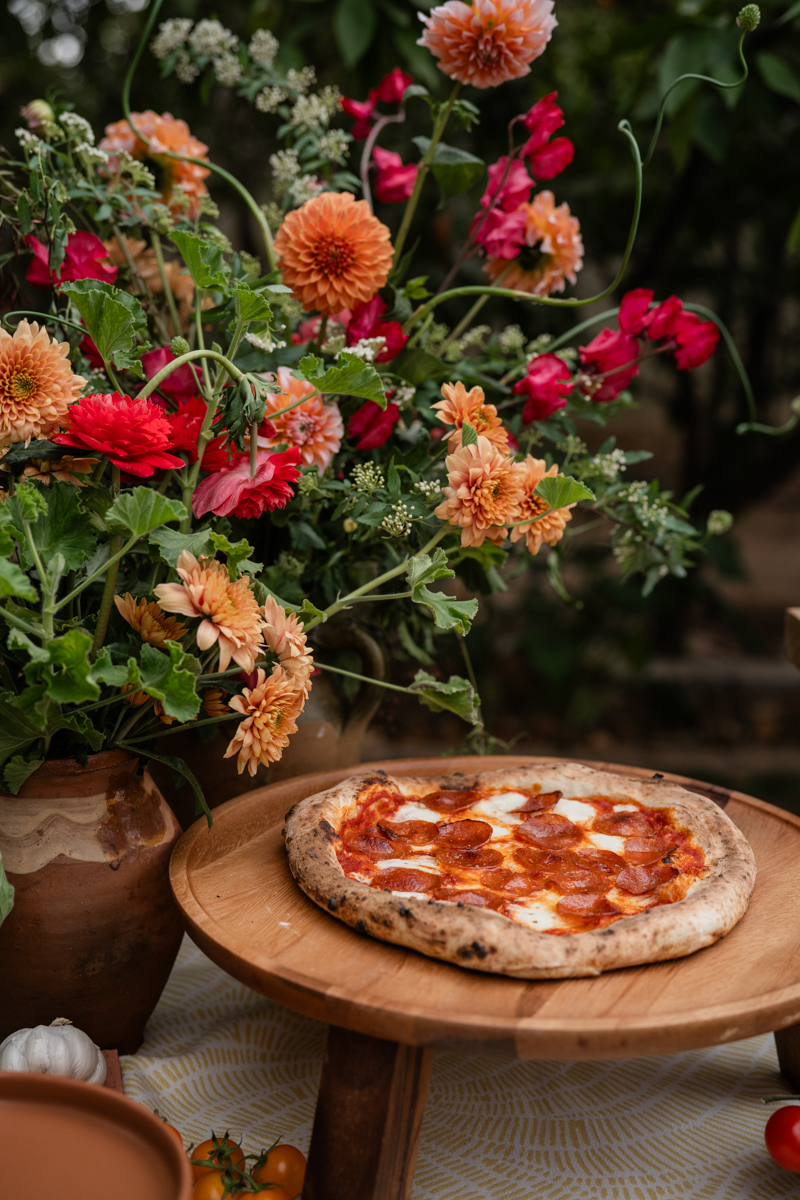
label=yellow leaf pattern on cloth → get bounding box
[121,939,798,1199]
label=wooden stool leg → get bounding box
[775,1025,800,1090]
[302,1026,433,1200]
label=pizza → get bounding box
[283,763,756,979]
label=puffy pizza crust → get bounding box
[282,763,757,979]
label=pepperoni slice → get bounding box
[434,887,503,910]
[574,847,627,873]
[510,790,562,812]
[419,788,481,813]
[513,847,575,871]
[372,867,441,893]
[517,813,582,849]
[345,829,399,859]
[616,861,677,895]
[547,868,611,895]
[435,819,492,849]
[623,836,676,866]
[436,846,503,868]
[557,893,620,918]
[592,810,655,837]
[378,820,438,845]
[499,872,548,897]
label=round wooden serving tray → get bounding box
[170,756,800,1061]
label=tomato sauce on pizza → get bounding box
[334,781,707,933]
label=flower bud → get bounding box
[170,336,190,356]
[736,4,760,31]
[707,510,734,537]
[343,518,358,533]
[20,99,55,131]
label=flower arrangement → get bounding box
[0,0,760,854]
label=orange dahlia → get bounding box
[434,433,522,547]
[273,192,393,316]
[262,594,315,696]
[418,0,556,89]
[21,456,98,487]
[0,320,86,448]
[99,111,210,218]
[154,552,265,672]
[432,380,508,452]
[113,593,188,647]
[224,665,306,775]
[486,191,583,297]
[510,456,573,555]
[260,366,343,471]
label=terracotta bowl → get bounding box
[0,1071,192,1200]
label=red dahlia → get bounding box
[166,397,231,472]
[56,392,185,477]
[192,448,302,520]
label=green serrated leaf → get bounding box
[171,229,231,291]
[0,690,48,768]
[208,532,258,578]
[138,642,201,722]
[106,490,187,537]
[0,559,37,602]
[3,754,44,795]
[534,475,596,512]
[406,548,454,591]
[390,347,442,385]
[234,284,272,326]
[31,628,99,704]
[300,353,387,406]
[412,138,485,203]
[17,483,95,573]
[412,587,478,635]
[149,527,214,568]
[59,709,104,751]
[0,853,13,926]
[408,669,481,724]
[89,648,142,690]
[297,598,326,623]
[460,421,478,448]
[61,280,146,374]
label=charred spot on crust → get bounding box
[458,946,473,958]
[398,906,412,918]
[471,941,489,959]
[319,819,336,841]
[356,919,367,933]
[327,898,337,911]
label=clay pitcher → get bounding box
[152,622,386,828]
[0,749,183,1053]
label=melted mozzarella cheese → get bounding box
[393,802,436,823]
[552,797,596,825]
[507,896,567,931]
[392,890,433,900]
[472,793,528,818]
[586,832,626,854]
[379,855,438,871]
[613,803,638,812]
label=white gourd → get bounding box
[0,1018,106,1084]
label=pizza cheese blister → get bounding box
[284,764,757,978]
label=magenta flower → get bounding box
[192,448,302,519]
[372,147,418,204]
[513,353,573,423]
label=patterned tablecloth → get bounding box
[121,937,798,1200]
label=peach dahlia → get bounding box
[418,0,556,89]
[434,433,522,547]
[99,111,210,217]
[261,366,343,471]
[432,380,508,452]
[224,666,306,775]
[510,456,573,556]
[0,320,86,448]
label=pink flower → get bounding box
[142,346,203,404]
[341,96,375,140]
[673,312,719,370]
[521,92,574,179]
[55,392,185,477]
[346,296,408,363]
[473,207,527,258]
[192,447,302,520]
[579,327,639,403]
[166,396,231,472]
[647,295,683,341]
[374,67,413,105]
[342,68,414,139]
[372,146,418,204]
[26,232,118,290]
[261,366,343,471]
[481,157,533,212]
[513,353,572,422]
[619,288,655,336]
[347,400,400,449]
[417,0,557,90]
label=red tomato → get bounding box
[192,1171,229,1200]
[766,1106,800,1171]
[253,1144,307,1196]
[191,1136,246,1182]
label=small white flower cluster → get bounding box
[415,479,441,499]
[269,148,301,197]
[619,481,669,527]
[351,462,384,492]
[291,91,338,131]
[214,53,243,87]
[16,128,50,157]
[341,337,386,363]
[189,19,238,57]
[458,324,491,352]
[114,151,156,187]
[151,18,193,58]
[321,334,347,355]
[286,66,316,95]
[589,448,627,482]
[75,143,109,167]
[382,502,413,538]
[248,29,279,68]
[256,86,285,113]
[317,128,352,166]
[393,384,416,409]
[60,111,94,143]
[498,324,526,354]
[245,331,287,352]
[289,175,325,206]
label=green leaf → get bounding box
[408,670,481,725]
[170,230,230,291]
[234,284,272,326]
[412,138,485,203]
[17,193,32,235]
[138,642,201,722]
[787,203,800,254]
[122,745,211,827]
[61,280,147,374]
[390,347,442,385]
[17,483,95,573]
[757,52,800,104]
[333,0,377,66]
[461,421,478,448]
[89,648,142,690]
[406,548,454,591]
[0,691,47,768]
[0,559,37,602]
[297,598,326,623]
[59,709,104,751]
[106,490,187,538]
[0,853,13,927]
[208,532,259,578]
[3,754,44,794]
[149,527,214,568]
[412,587,479,636]
[299,353,387,406]
[534,475,596,512]
[32,628,99,704]
[13,482,47,523]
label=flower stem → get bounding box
[134,349,244,401]
[90,466,121,659]
[151,235,181,337]
[392,83,461,267]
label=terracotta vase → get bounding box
[152,621,386,830]
[0,749,183,1054]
